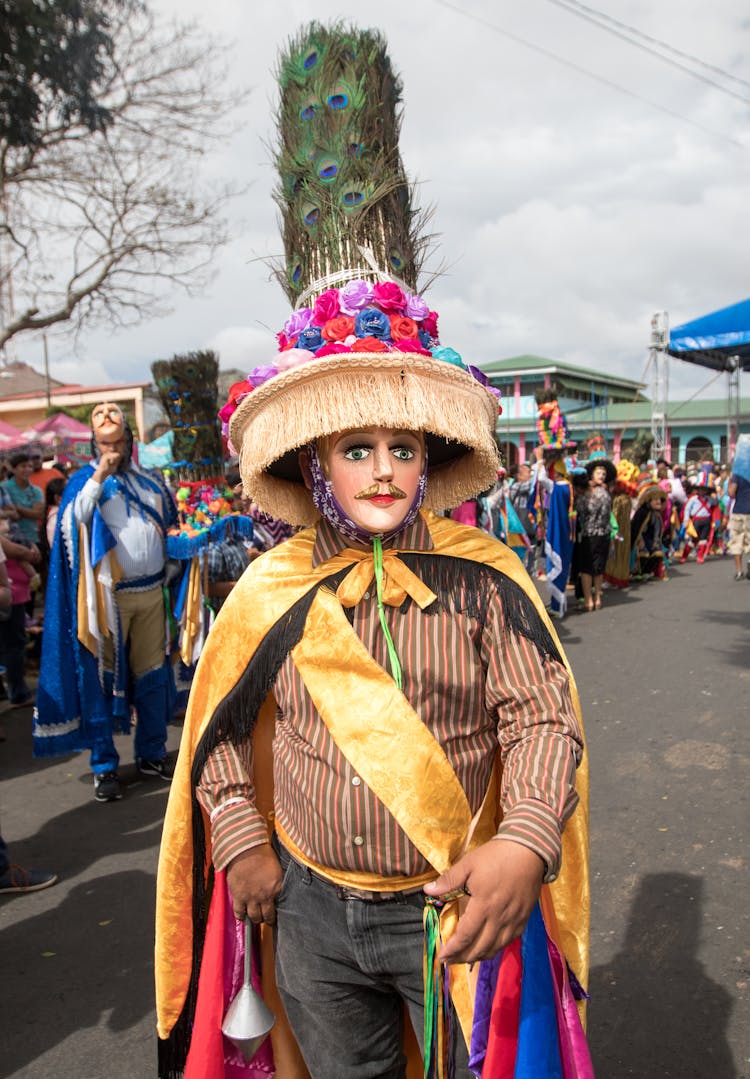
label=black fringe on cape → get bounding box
[157,554,559,1076]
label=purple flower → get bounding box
[405,293,430,321]
[284,308,314,338]
[467,364,503,402]
[248,365,279,387]
[339,279,373,314]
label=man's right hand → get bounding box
[93,450,122,483]
[226,843,284,925]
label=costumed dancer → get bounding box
[533,391,577,618]
[155,22,592,1079]
[33,403,178,802]
[575,454,616,611]
[604,459,638,590]
[630,475,667,579]
[679,465,719,564]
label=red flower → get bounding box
[313,288,341,324]
[372,281,407,313]
[322,315,355,341]
[351,336,388,352]
[422,310,439,337]
[276,330,289,350]
[389,314,418,341]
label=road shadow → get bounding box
[694,609,750,670]
[588,873,735,1078]
[5,773,170,882]
[0,869,157,1075]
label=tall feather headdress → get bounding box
[226,22,501,525]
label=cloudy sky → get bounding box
[15,0,750,402]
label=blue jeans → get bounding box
[273,840,469,1079]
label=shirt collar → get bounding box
[312,511,435,569]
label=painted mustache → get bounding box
[355,483,407,500]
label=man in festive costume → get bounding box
[604,459,638,589]
[679,465,720,564]
[532,393,577,619]
[156,23,591,1079]
[33,402,177,802]
[630,475,667,579]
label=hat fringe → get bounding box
[235,355,499,525]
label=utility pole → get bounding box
[650,312,669,460]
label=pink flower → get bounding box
[390,339,432,356]
[315,343,351,357]
[276,330,289,350]
[339,279,373,314]
[313,289,341,324]
[275,348,316,372]
[284,308,313,338]
[372,281,407,313]
[405,294,429,321]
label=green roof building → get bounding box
[481,355,748,467]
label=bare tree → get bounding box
[0,1,245,354]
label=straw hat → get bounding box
[227,296,501,525]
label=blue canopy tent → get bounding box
[668,297,750,372]
[663,298,750,464]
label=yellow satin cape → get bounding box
[155,510,589,1066]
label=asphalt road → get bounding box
[0,556,747,1078]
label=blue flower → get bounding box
[418,329,437,350]
[297,325,324,351]
[432,346,466,369]
[354,307,391,339]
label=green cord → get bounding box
[372,535,403,691]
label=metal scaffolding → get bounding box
[650,311,669,459]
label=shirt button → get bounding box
[353,835,364,847]
[351,776,361,787]
[363,591,371,600]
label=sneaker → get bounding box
[136,757,173,781]
[0,864,58,894]
[734,572,745,581]
[94,771,123,802]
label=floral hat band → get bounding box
[218,278,501,439]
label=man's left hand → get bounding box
[423,839,545,964]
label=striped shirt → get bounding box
[198,515,583,883]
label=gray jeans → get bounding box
[273,840,470,1079]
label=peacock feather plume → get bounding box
[273,21,427,304]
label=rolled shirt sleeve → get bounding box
[197,739,270,871]
[482,594,583,882]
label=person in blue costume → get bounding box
[533,445,576,619]
[33,402,178,803]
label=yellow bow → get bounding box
[335,547,438,610]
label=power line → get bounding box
[668,368,724,417]
[546,0,750,93]
[432,0,743,148]
[544,0,750,109]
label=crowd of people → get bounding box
[449,442,750,620]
